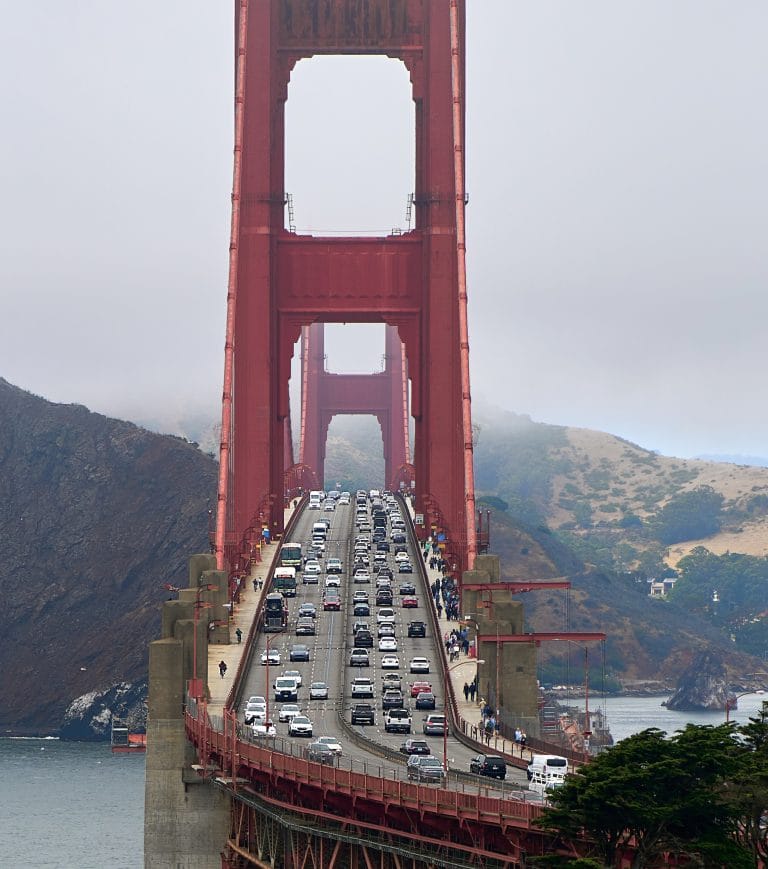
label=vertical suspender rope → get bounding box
[298,326,311,466]
[449,1,477,570]
[216,0,250,571]
[400,340,412,466]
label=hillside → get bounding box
[484,507,758,688]
[0,378,216,734]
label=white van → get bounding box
[527,754,568,790]
[312,521,328,539]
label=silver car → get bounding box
[309,681,329,700]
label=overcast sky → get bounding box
[1,2,767,459]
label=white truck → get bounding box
[527,754,568,794]
[384,708,412,734]
[351,677,374,698]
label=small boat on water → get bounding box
[111,718,146,754]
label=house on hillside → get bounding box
[649,577,678,597]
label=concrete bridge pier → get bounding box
[463,555,540,739]
[144,553,231,868]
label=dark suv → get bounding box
[351,704,375,726]
[354,629,374,648]
[469,754,507,780]
[407,621,426,638]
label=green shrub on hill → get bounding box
[648,486,724,544]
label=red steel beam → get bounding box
[477,632,606,644]
[462,581,571,593]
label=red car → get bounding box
[402,596,418,608]
[410,680,432,697]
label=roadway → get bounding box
[236,492,529,794]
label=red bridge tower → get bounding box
[216,0,476,574]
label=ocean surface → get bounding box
[2,694,766,866]
[0,738,145,869]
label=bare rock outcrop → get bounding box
[59,681,147,741]
[665,650,730,711]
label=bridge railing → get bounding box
[184,704,544,826]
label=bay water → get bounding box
[0,738,144,868]
[2,694,765,866]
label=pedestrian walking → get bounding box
[463,682,470,701]
[235,628,242,643]
[219,660,227,678]
[252,578,258,592]
[469,681,476,702]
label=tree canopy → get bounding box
[649,485,724,545]
[536,705,768,867]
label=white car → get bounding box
[244,703,267,725]
[326,558,343,573]
[381,655,400,669]
[409,657,430,674]
[314,736,342,756]
[283,669,303,687]
[252,720,276,738]
[246,695,266,706]
[353,571,371,584]
[304,559,322,576]
[309,681,329,700]
[376,608,395,624]
[288,716,313,737]
[375,576,392,588]
[323,501,336,512]
[261,649,281,666]
[278,703,302,722]
[325,575,341,588]
[395,551,410,562]
[379,637,398,652]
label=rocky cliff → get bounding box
[0,378,216,735]
[665,650,730,712]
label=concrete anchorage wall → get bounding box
[464,555,540,738]
[144,554,231,869]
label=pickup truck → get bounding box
[351,704,375,726]
[384,708,412,734]
[351,677,374,698]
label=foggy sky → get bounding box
[1,2,766,458]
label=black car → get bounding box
[354,630,374,648]
[399,582,416,595]
[306,743,336,765]
[353,603,371,616]
[391,532,407,544]
[398,562,413,574]
[407,621,426,638]
[414,691,436,710]
[289,644,311,662]
[375,541,390,552]
[469,754,507,780]
[376,593,394,607]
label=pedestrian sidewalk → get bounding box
[422,552,536,767]
[206,502,296,715]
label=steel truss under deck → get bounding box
[219,781,525,869]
